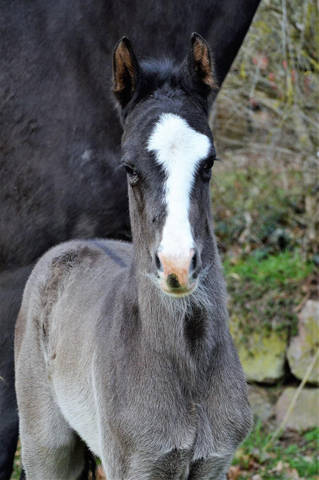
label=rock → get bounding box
[247,385,276,421]
[287,300,319,385]
[230,316,288,383]
[275,387,319,431]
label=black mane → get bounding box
[121,57,213,121]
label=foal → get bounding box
[15,34,252,479]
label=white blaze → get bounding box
[147,113,211,256]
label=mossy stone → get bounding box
[230,315,288,383]
[287,300,319,385]
[275,387,319,431]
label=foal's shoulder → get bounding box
[22,240,97,293]
[28,239,132,288]
[16,240,95,354]
[35,239,100,271]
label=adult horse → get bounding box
[0,1,261,478]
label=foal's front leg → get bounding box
[102,447,193,480]
[188,455,232,480]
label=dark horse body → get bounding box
[0,1,260,478]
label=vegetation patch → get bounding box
[231,422,319,479]
[212,167,307,257]
[224,250,314,336]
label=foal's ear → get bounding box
[113,37,140,109]
[186,33,218,97]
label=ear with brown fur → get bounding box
[186,33,218,97]
[113,37,140,109]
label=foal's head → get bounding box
[113,34,218,297]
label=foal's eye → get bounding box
[123,164,139,185]
[201,156,216,180]
[124,164,135,176]
[203,157,215,171]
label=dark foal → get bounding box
[15,35,252,480]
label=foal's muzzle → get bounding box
[155,248,201,296]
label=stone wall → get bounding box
[230,300,319,431]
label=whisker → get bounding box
[140,262,216,317]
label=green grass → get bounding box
[223,250,315,336]
[233,422,319,479]
[224,250,313,289]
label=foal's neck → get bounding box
[130,224,223,374]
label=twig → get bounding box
[294,276,312,313]
[263,348,319,452]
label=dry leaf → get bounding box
[275,460,283,472]
[97,466,107,479]
[228,465,241,480]
[284,468,300,480]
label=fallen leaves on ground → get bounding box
[226,452,310,480]
[97,466,106,479]
[228,465,242,479]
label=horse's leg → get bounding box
[19,393,87,480]
[0,266,32,480]
[16,322,86,479]
[20,442,95,480]
[111,448,192,480]
[188,455,232,480]
[0,335,18,480]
